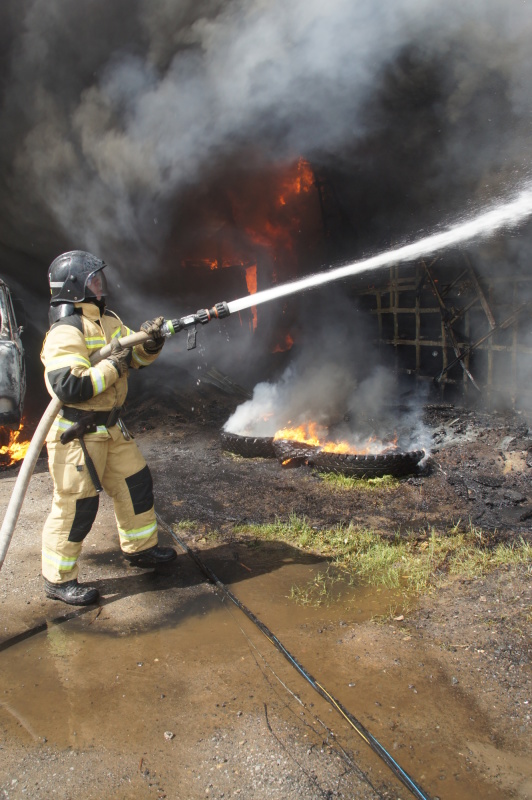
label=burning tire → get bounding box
[272,439,318,462]
[309,449,425,478]
[220,430,276,459]
[273,438,424,477]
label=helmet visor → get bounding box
[84,269,107,301]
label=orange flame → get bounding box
[239,158,317,259]
[183,157,320,333]
[278,159,315,206]
[273,334,294,353]
[245,264,258,332]
[273,422,398,455]
[245,264,257,294]
[0,424,31,467]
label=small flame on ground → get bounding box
[273,421,398,455]
[281,457,306,469]
[0,424,31,467]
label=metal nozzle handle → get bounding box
[161,301,230,337]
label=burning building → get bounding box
[0,0,531,440]
[1,10,531,795]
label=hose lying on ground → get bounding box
[157,513,433,800]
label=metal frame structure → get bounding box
[356,257,532,409]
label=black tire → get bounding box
[309,449,425,478]
[272,439,318,462]
[220,430,276,459]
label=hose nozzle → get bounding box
[160,301,231,348]
[196,301,231,324]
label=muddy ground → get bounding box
[0,370,531,800]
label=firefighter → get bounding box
[41,250,176,606]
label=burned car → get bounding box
[0,278,26,429]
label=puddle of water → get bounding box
[0,557,519,800]
[227,558,395,628]
[227,563,519,800]
[0,598,248,752]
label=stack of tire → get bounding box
[221,429,424,478]
[220,430,276,459]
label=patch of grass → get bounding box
[235,516,532,601]
[449,536,532,578]
[318,472,399,491]
[174,519,196,530]
[372,601,411,625]
[222,450,245,460]
[289,570,333,605]
[171,520,220,543]
[222,451,268,462]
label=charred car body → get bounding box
[0,278,25,429]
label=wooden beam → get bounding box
[423,261,481,391]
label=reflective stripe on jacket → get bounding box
[41,302,160,423]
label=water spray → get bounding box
[161,188,532,355]
[2,187,532,569]
[226,186,532,314]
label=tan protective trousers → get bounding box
[42,425,159,583]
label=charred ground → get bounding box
[0,371,531,800]
[128,373,532,540]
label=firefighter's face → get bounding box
[86,270,107,301]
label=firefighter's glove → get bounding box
[108,338,132,376]
[141,316,165,354]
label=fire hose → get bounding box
[0,302,230,571]
[5,187,532,571]
[0,296,434,798]
[157,514,432,800]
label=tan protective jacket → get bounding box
[41,302,160,441]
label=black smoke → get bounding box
[0,0,531,411]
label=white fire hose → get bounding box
[0,300,232,573]
[0,301,232,573]
[0,329,150,571]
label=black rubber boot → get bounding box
[44,578,99,606]
[123,545,177,568]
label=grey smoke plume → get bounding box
[224,296,431,454]
[0,0,531,417]
[224,361,359,438]
[224,355,431,454]
[1,0,531,282]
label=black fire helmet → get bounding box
[48,251,108,324]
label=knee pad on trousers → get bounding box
[68,495,100,542]
[125,465,154,515]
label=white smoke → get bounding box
[224,360,358,437]
[224,339,431,455]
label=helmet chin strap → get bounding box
[86,296,106,313]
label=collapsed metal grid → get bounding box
[357,259,532,409]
